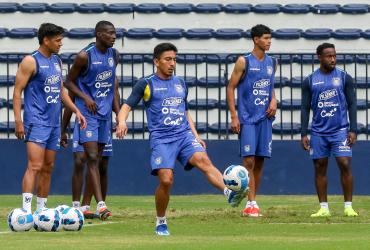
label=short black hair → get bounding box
[95,20,115,35]
[251,24,271,40]
[37,23,64,45]
[153,43,178,59]
[316,43,335,55]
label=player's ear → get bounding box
[153,57,159,67]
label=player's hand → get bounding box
[347,132,357,147]
[15,120,25,140]
[300,136,310,151]
[230,116,240,134]
[60,132,68,148]
[266,98,277,118]
[83,96,97,115]
[116,120,128,139]
[196,136,206,149]
[76,111,87,129]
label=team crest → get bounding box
[267,66,273,76]
[108,57,114,67]
[73,141,78,148]
[54,63,61,72]
[175,84,183,93]
[244,145,250,152]
[332,77,341,86]
[155,157,162,165]
[86,131,92,138]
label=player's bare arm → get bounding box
[61,84,87,130]
[227,56,245,134]
[186,111,206,149]
[113,77,120,122]
[13,55,36,140]
[60,91,75,148]
[116,104,131,138]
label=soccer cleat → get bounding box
[310,207,331,217]
[228,188,248,208]
[155,224,170,236]
[242,206,262,217]
[98,207,112,221]
[83,210,99,219]
[344,207,358,217]
[242,206,252,216]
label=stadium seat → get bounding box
[60,53,76,64]
[115,28,126,38]
[105,3,135,13]
[125,28,154,39]
[357,123,365,134]
[244,29,252,38]
[252,4,281,14]
[164,3,194,13]
[118,76,138,87]
[48,3,77,13]
[203,54,238,64]
[223,4,252,13]
[19,2,48,13]
[197,76,226,87]
[272,29,302,39]
[194,3,223,13]
[356,77,370,88]
[126,122,147,133]
[8,28,37,38]
[332,29,362,39]
[293,55,319,64]
[176,55,204,64]
[274,76,290,88]
[177,76,197,86]
[302,28,332,39]
[335,55,355,64]
[0,28,8,38]
[0,98,7,109]
[153,28,184,39]
[193,122,208,133]
[362,124,370,134]
[277,99,301,110]
[184,28,214,39]
[0,121,15,133]
[0,2,19,13]
[290,77,304,87]
[270,54,295,64]
[120,54,146,64]
[272,122,301,134]
[357,99,369,110]
[340,4,369,14]
[361,29,370,39]
[134,3,164,13]
[0,75,15,86]
[213,28,244,39]
[209,122,232,134]
[77,3,106,13]
[311,4,340,14]
[188,99,218,110]
[281,4,311,14]
[67,28,95,39]
[0,54,25,63]
[355,55,370,64]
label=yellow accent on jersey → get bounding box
[143,84,150,102]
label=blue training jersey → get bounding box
[308,68,349,136]
[144,74,191,147]
[75,43,117,120]
[23,51,62,127]
[237,53,276,124]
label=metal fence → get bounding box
[0,53,369,140]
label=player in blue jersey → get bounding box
[116,43,248,236]
[301,43,358,217]
[227,24,277,217]
[13,23,86,213]
[64,21,119,220]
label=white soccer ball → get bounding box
[7,208,34,232]
[223,165,249,192]
[55,204,70,213]
[60,207,84,231]
[33,208,61,232]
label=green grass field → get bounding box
[1,195,370,250]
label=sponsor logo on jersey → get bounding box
[312,81,324,86]
[108,57,114,67]
[96,70,112,81]
[254,97,269,106]
[46,94,59,104]
[154,87,168,91]
[44,75,61,85]
[318,89,338,101]
[162,97,183,106]
[92,61,102,65]
[253,89,269,96]
[250,68,260,71]
[163,117,183,126]
[320,108,337,118]
[40,65,49,68]
[253,79,270,88]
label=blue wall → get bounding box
[0,139,369,195]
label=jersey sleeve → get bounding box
[300,76,312,137]
[344,74,357,133]
[125,78,148,108]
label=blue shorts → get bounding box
[309,132,352,159]
[78,116,111,145]
[239,119,272,158]
[24,124,60,151]
[73,122,113,157]
[150,131,205,175]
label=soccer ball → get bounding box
[7,208,34,232]
[223,165,249,192]
[60,207,84,231]
[55,204,70,213]
[33,208,61,232]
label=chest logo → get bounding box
[332,77,341,86]
[267,66,273,75]
[175,84,183,93]
[108,57,114,67]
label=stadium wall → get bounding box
[1,139,369,195]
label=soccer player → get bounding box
[227,24,277,217]
[64,21,119,220]
[301,43,358,217]
[116,43,248,236]
[13,23,86,213]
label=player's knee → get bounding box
[159,176,173,188]
[85,151,99,163]
[27,161,43,172]
[193,152,211,167]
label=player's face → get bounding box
[319,48,336,71]
[154,50,176,78]
[44,35,63,54]
[98,26,116,48]
[254,34,272,51]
